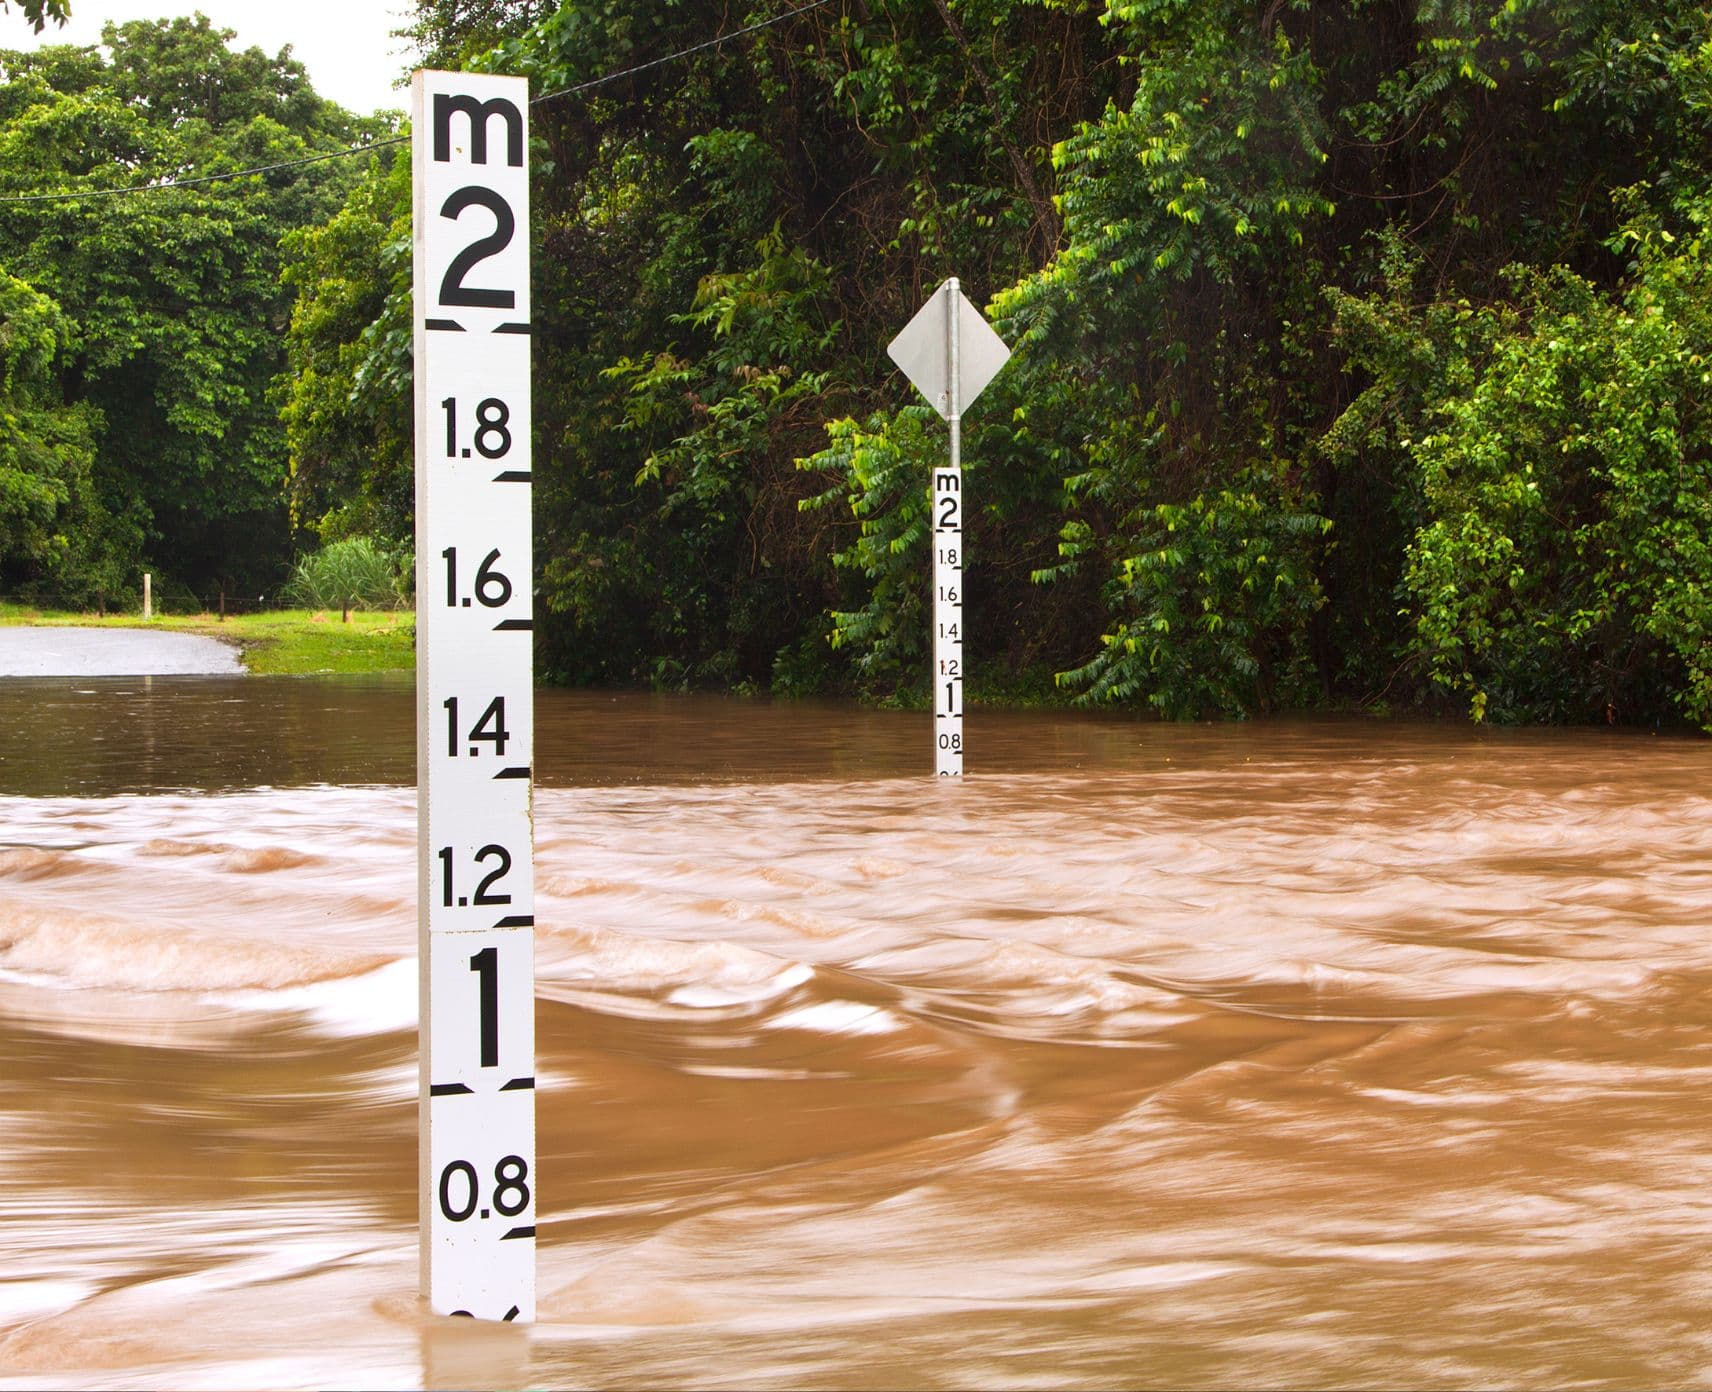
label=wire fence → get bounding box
[1,589,319,618]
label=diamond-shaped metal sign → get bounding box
[886,279,1011,419]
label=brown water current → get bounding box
[1,678,1710,1388]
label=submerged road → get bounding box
[0,627,243,676]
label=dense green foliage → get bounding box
[8,0,1712,727]
[294,0,1122,689]
[1391,208,1712,725]
[279,154,413,543]
[273,0,1712,726]
[0,17,391,604]
[0,270,103,587]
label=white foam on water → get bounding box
[214,956,417,1036]
[763,1000,900,1035]
[0,1278,97,1325]
[666,961,813,1008]
[0,904,388,996]
[163,1356,421,1392]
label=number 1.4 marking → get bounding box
[443,695,510,757]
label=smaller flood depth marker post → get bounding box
[938,280,963,776]
[413,68,536,1324]
[886,279,1011,776]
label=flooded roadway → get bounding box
[1,678,1709,1388]
[0,628,243,677]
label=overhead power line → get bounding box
[531,0,834,106]
[0,0,836,208]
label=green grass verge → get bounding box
[0,602,416,675]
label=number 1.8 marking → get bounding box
[442,397,512,459]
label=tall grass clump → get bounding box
[282,537,409,618]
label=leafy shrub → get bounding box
[799,407,938,685]
[1049,475,1329,719]
[282,536,408,613]
[1394,200,1712,726]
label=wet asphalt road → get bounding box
[0,627,244,676]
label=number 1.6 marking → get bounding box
[442,546,513,609]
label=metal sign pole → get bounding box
[887,277,1010,778]
[413,68,536,1324]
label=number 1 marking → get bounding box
[469,946,498,1067]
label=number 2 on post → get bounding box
[438,186,516,308]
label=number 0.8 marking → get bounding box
[438,1155,531,1221]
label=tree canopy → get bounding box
[290,0,1711,727]
[0,15,391,602]
[9,0,1712,727]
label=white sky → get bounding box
[6,0,418,114]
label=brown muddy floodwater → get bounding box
[1,675,1711,1389]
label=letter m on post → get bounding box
[434,94,525,167]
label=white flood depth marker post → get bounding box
[413,69,536,1323]
[886,279,1011,776]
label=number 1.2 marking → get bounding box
[437,844,513,907]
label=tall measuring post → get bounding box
[413,69,536,1323]
[886,279,1011,776]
